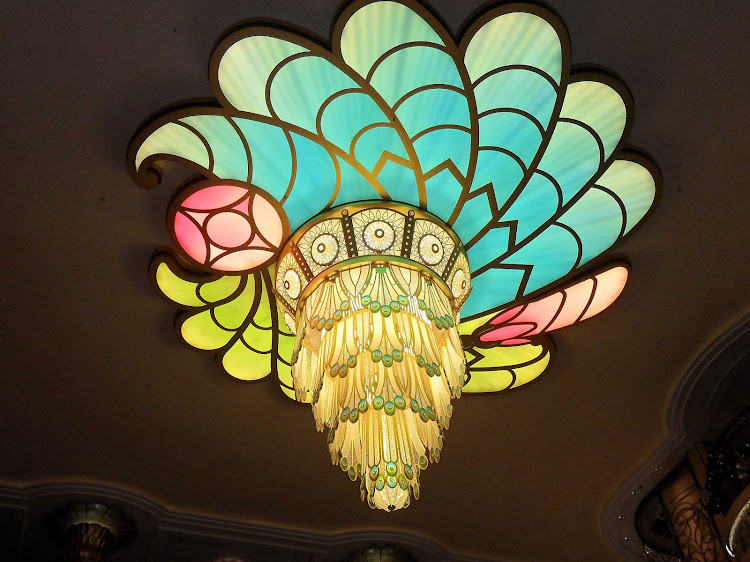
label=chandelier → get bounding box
[128,0,659,511]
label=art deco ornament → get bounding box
[128,0,660,511]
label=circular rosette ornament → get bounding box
[168,181,288,272]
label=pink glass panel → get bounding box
[247,233,270,249]
[547,278,595,331]
[500,338,531,346]
[212,249,276,272]
[184,211,209,227]
[490,305,524,325]
[480,322,535,342]
[174,212,207,264]
[518,292,565,334]
[580,266,628,321]
[206,212,253,248]
[252,194,284,247]
[232,196,250,215]
[182,185,248,211]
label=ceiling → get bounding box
[1,0,748,560]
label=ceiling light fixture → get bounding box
[128,0,660,511]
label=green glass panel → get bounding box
[394,88,470,138]
[464,368,514,393]
[559,188,622,265]
[502,224,580,294]
[464,12,562,84]
[253,275,273,329]
[135,122,208,172]
[198,275,242,303]
[424,167,463,222]
[213,282,254,331]
[222,340,271,380]
[339,1,443,79]
[155,261,203,307]
[277,331,295,363]
[375,159,419,207]
[319,91,389,152]
[412,128,470,174]
[232,118,292,202]
[464,342,550,393]
[597,160,656,234]
[462,267,526,318]
[181,310,234,350]
[467,227,511,270]
[370,46,462,106]
[282,133,336,230]
[353,125,408,171]
[473,69,557,126]
[478,112,542,167]
[270,55,358,133]
[242,322,273,349]
[538,121,601,203]
[560,81,626,158]
[500,172,559,242]
[179,115,248,181]
[218,35,307,116]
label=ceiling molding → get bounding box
[601,310,750,560]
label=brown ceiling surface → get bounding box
[1,1,748,560]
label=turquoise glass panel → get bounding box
[319,91,389,152]
[353,125,409,171]
[376,160,419,207]
[370,47,462,106]
[462,267,527,318]
[452,192,494,243]
[467,227,511,270]
[478,112,542,167]
[233,118,292,201]
[135,122,208,172]
[270,55,358,133]
[218,35,307,116]
[424,167,463,221]
[471,148,525,206]
[560,81,626,157]
[339,1,443,78]
[502,224,580,294]
[180,115,248,181]
[282,132,336,229]
[559,188,622,265]
[412,128,471,173]
[464,12,562,84]
[395,88,470,137]
[474,69,557,127]
[333,156,382,206]
[500,172,559,242]
[597,160,656,234]
[538,121,601,203]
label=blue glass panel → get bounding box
[233,118,292,201]
[467,227,511,270]
[395,88,470,138]
[425,167,463,221]
[559,188,622,265]
[538,121,600,203]
[319,91,389,153]
[597,160,656,234]
[462,267,527,318]
[453,192,494,243]
[353,125,409,171]
[180,115,248,181]
[471,148,525,208]
[333,156,382,206]
[412,128,471,174]
[500,172,559,242]
[135,122,209,172]
[474,69,557,127]
[478,112,542,167]
[377,159,419,207]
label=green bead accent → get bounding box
[417,299,426,310]
[419,407,429,422]
[371,349,383,362]
[380,305,391,317]
[347,355,357,368]
[404,464,413,479]
[384,401,396,415]
[432,363,440,375]
[416,355,426,367]
[375,476,385,491]
[312,315,319,325]
[373,396,385,409]
[341,457,349,470]
[446,316,454,327]
[341,408,350,422]
[331,364,339,376]
[339,364,348,377]
[318,317,327,330]
[369,301,380,313]
[341,300,349,310]
[387,476,397,489]
[397,295,408,306]
[327,429,335,444]
[325,318,333,330]
[394,396,406,410]
[386,461,397,476]
[382,354,393,367]
[369,465,379,481]
[427,406,436,421]
[348,466,357,481]
[390,300,400,312]
[410,399,419,412]
[362,295,372,306]
[418,455,428,470]
[425,363,433,376]
[358,399,368,412]
[349,408,359,423]
[392,349,403,362]
[435,317,443,329]
[333,309,342,321]
[398,475,408,490]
